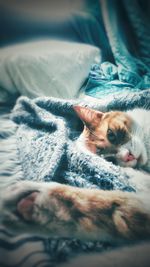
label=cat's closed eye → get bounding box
[107,128,127,145]
[107,129,117,144]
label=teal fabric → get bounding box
[85,0,150,98]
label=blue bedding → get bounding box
[85,63,147,98]
[84,0,150,99]
[0,1,150,266]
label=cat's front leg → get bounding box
[2,181,150,243]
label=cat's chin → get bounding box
[117,155,148,170]
[117,159,138,168]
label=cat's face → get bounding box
[116,121,148,168]
[74,105,147,169]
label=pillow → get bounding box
[0,40,100,99]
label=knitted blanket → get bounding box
[11,96,135,191]
[1,89,150,267]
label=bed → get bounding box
[0,1,150,266]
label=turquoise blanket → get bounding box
[84,0,150,98]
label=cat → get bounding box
[74,105,150,172]
[1,106,150,245]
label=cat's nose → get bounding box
[123,151,136,162]
[117,148,136,162]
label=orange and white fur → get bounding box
[74,106,149,171]
[1,106,150,244]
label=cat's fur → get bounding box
[1,106,150,244]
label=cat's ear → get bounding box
[73,105,103,128]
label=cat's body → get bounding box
[1,106,150,245]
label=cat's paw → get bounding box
[1,181,60,234]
